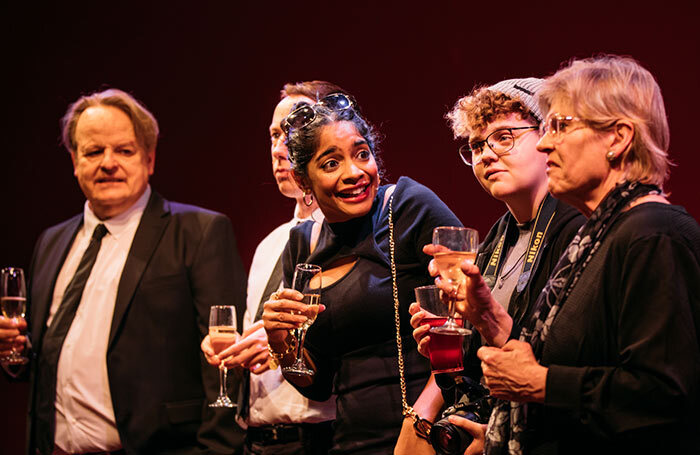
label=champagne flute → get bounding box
[283,263,321,377]
[1,267,29,365]
[208,305,238,408]
[431,227,478,335]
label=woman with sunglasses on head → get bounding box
[261,94,462,454]
[448,55,700,454]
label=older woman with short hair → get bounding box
[453,55,700,454]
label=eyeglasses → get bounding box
[282,93,356,133]
[458,126,539,166]
[539,114,589,142]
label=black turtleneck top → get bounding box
[282,176,462,454]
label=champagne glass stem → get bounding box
[10,318,19,360]
[444,281,460,326]
[219,362,228,397]
[296,328,308,364]
[284,263,320,376]
[446,295,456,326]
[448,291,456,317]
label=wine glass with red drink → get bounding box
[415,285,469,373]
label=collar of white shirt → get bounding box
[83,185,152,240]
[293,206,323,225]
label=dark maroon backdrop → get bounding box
[2,1,698,453]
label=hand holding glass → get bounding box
[282,263,322,377]
[415,285,469,373]
[431,227,478,335]
[208,305,238,408]
[1,267,29,365]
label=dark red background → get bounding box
[2,2,698,452]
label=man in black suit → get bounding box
[0,88,246,454]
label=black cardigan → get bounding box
[533,203,700,454]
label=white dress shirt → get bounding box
[48,186,151,452]
[244,205,335,427]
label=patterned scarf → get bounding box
[484,180,661,455]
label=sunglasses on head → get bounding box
[282,93,356,133]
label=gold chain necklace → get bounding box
[388,193,432,439]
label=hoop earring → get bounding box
[303,192,314,207]
[606,150,616,162]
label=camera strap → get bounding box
[482,193,557,293]
[387,191,433,440]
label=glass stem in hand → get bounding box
[283,263,321,377]
[432,253,472,335]
[433,281,468,334]
[283,294,319,377]
[207,306,237,408]
[218,361,229,399]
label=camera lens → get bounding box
[429,412,476,455]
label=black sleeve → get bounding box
[292,321,338,402]
[281,234,295,289]
[190,214,247,453]
[545,233,700,437]
[392,177,463,268]
[281,222,336,401]
[0,230,48,382]
[282,221,313,288]
[26,229,46,340]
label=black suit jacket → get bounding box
[26,192,246,454]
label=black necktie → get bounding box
[34,223,109,450]
[44,223,109,343]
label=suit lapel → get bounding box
[108,192,170,349]
[32,215,83,349]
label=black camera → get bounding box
[430,376,493,455]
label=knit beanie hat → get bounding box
[487,78,544,122]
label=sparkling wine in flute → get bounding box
[1,267,29,365]
[1,296,26,319]
[283,263,321,377]
[209,326,239,353]
[300,294,321,330]
[208,305,237,408]
[433,251,476,286]
[434,251,476,324]
[431,227,478,335]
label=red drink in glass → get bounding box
[424,317,464,373]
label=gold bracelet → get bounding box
[267,333,298,369]
[404,406,433,440]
